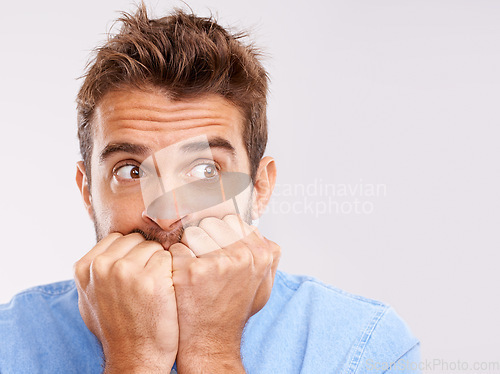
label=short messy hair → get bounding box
[76,4,269,187]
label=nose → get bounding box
[141,210,184,231]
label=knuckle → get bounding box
[73,264,88,288]
[212,257,227,274]
[90,255,109,276]
[187,263,199,283]
[269,241,282,259]
[112,258,132,278]
[254,245,272,267]
[234,248,253,265]
[73,260,84,278]
[264,251,274,267]
[188,262,208,283]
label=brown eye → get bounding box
[188,163,219,180]
[115,165,144,180]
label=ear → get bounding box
[76,161,94,221]
[251,156,277,220]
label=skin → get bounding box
[74,88,280,373]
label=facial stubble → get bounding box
[91,195,254,250]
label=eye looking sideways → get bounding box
[113,160,221,183]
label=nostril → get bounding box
[142,210,186,232]
[141,210,156,224]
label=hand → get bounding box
[73,233,178,373]
[170,215,281,373]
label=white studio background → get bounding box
[1,0,499,370]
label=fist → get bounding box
[170,214,281,368]
[73,233,178,373]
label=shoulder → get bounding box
[0,280,77,317]
[0,280,103,372]
[272,269,390,319]
[2,279,76,301]
[256,270,421,372]
[0,279,81,339]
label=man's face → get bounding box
[82,88,255,249]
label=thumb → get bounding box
[169,242,196,269]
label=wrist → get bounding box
[104,352,176,374]
[177,342,243,373]
[105,362,175,374]
[177,354,244,374]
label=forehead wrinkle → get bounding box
[95,90,245,136]
[94,91,247,158]
[106,118,233,134]
[110,100,229,112]
[99,94,240,122]
[106,111,236,125]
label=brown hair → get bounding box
[77,4,269,187]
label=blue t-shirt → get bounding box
[0,270,420,373]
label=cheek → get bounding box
[92,187,146,235]
[192,199,238,221]
[183,184,253,225]
[233,183,253,213]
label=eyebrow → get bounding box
[98,143,152,164]
[98,136,237,164]
[180,137,237,159]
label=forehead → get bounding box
[92,88,245,154]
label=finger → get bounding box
[170,242,200,284]
[98,233,146,261]
[74,233,124,286]
[169,242,196,258]
[222,218,275,272]
[77,233,124,265]
[222,214,260,242]
[145,251,177,322]
[144,249,173,275]
[88,233,147,281]
[198,217,241,248]
[222,215,266,260]
[181,226,221,256]
[266,238,282,276]
[222,214,247,238]
[122,240,165,268]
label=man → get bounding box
[0,5,420,373]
